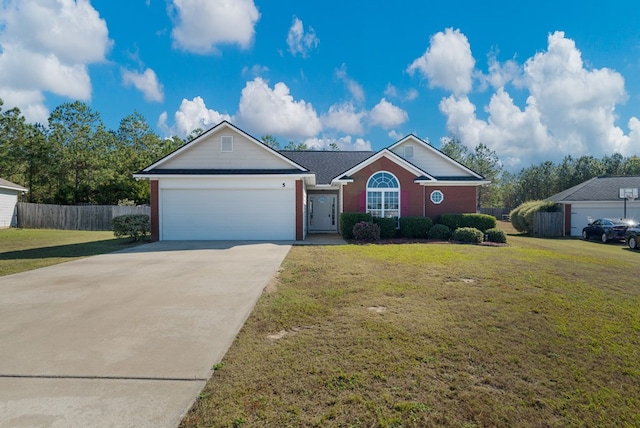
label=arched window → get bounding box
[366,172,400,220]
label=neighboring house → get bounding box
[546,176,640,237]
[134,121,489,241]
[0,178,28,229]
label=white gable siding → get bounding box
[161,128,294,170]
[391,140,475,177]
[0,188,19,228]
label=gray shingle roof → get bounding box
[547,176,640,202]
[0,178,27,192]
[279,151,376,185]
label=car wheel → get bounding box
[582,230,588,240]
[601,232,608,243]
[629,236,638,250]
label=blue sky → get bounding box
[1,0,639,170]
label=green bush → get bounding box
[438,213,497,232]
[427,223,451,240]
[510,200,559,235]
[452,227,483,244]
[340,212,372,239]
[399,216,433,238]
[373,217,397,239]
[352,221,380,241]
[112,214,150,241]
[485,228,507,243]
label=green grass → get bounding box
[0,228,145,277]
[181,234,640,427]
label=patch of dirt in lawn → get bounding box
[367,305,387,313]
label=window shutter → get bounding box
[401,190,409,216]
[358,191,366,212]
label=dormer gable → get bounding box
[389,135,483,179]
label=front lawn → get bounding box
[0,228,143,277]
[181,235,640,427]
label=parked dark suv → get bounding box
[625,225,640,250]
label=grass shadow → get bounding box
[0,238,144,261]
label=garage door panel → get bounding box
[161,189,295,240]
[570,204,640,237]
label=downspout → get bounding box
[423,186,426,217]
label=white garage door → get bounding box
[570,202,640,237]
[161,188,295,240]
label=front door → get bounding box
[308,194,337,232]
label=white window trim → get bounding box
[221,135,233,152]
[366,171,401,220]
[430,190,444,204]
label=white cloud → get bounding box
[321,102,365,135]
[237,77,321,138]
[431,30,639,167]
[0,0,111,122]
[170,0,260,54]
[629,117,640,146]
[286,17,319,58]
[369,98,408,129]
[303,135,372,151]
[336,64,365,103]
[384,83,418,102]
[122,68,164,102]
[173,96,232,137]
[242,64,269,78]
[407,28,475,95]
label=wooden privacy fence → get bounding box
[533,211,564,238]
[17,203,151,231]
[479,207,511,221]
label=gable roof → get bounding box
[387,135,486,180]
[0,178,27,192]
[138,121,309,173]
[332,149,433,183]
[279,150,375,185]
[547,176,640,202]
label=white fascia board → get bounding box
[133,172,316,181]
[389,134,485,180]
[141,121,308,173]
[330,149,428,184]
[419,179,491,187]
[0,184,28,192]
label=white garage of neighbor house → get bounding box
[546,176,640,237]
[0,178,28,228]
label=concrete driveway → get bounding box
[0,241,292,427]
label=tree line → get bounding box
[0,99,183,205]
[2,98,639,208]
[440,138,640,209]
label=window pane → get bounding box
[367,191,382,210]
[367,172,399,189]
[384,191,399,209]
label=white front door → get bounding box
[308,194,337,232]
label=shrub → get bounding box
[373,217,397,239]
[510,200,559,235]
[438,213,497,232]
[112,214,150,241]
[352,221,380,241]
[428,223,451,240]
[399,216,433,239]
[485,227,507,243]
[340,212,372,239]
[452,227,483,244]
